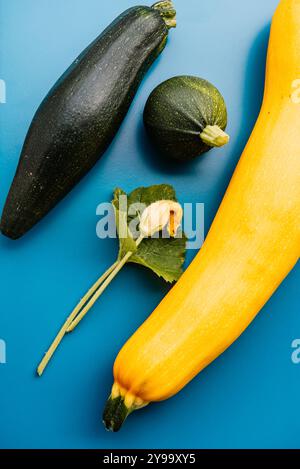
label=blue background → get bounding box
[0,0,299,449]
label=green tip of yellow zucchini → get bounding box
[103,385,149,431]
[103,396,131,432]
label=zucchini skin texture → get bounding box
[144,76,228,161]
[1,6,169,239]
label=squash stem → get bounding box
[36,261,118,376]
[103,384,148,432]
[66,251,132,332]
[37,236,144,376]
[67,235,145,332]
[200,125,230,148]
[68,261,119,328]
[103,396,131,433]
[152,1,177,29]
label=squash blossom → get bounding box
[139,200,183,238]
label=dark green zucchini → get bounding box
[143,75,229,162]
[0,1,176,239]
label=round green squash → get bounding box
[143,76,229,162]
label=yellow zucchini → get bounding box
[103,0,300,431]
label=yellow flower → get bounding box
[139,200,183,238]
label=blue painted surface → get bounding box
[0,0,299,449]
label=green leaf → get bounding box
[127,184,177,207]
[112,184,187,283]
[129,234,187,283]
